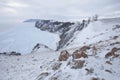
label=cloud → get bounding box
[0,0,120,22]
[6,1,29,8]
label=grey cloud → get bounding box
[0,0,120,22]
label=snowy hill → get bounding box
[0,17,120,80]
[64,18,120,50]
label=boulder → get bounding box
[105,52,114,58]
[70,60,85,69]
[79,46,90,51]
[72,50,88,59]
[59,50,69,61]
[105,47,120,58]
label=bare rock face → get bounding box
[70,60,85,69]
[59,50,69,61]
[72,50,88,59]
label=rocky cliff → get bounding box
[35,20,89,50]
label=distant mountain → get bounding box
[23,19,41,22]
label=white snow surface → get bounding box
[0,22,60,54]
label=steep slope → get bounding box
[0,22,59,54]
[64,18,120,50]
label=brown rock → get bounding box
[90,77,100,80]
[105,52,114,58]
[80,46,90,51]
[59,50,69,61]
[105,61,112,65]
[113,54,119,58]
[105,47,120,58]
[70,60,85,69]
[81,51,88,58]
[111,47,120,52]
[72,50,88,59]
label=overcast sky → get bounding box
[0,0,120,22]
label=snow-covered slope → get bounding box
[0,17,120,80]
[0,50,59,80]
[0,22,59,54]
[64,18,120,50]
[39,18,120,80]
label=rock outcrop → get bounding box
[105,47,120,58]
[70,60,85,69]
[72,50,88,59]
[35,20,89,50]
[59,50,69,61]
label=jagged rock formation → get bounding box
[31,43,50,53]
[35,20,89,50]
